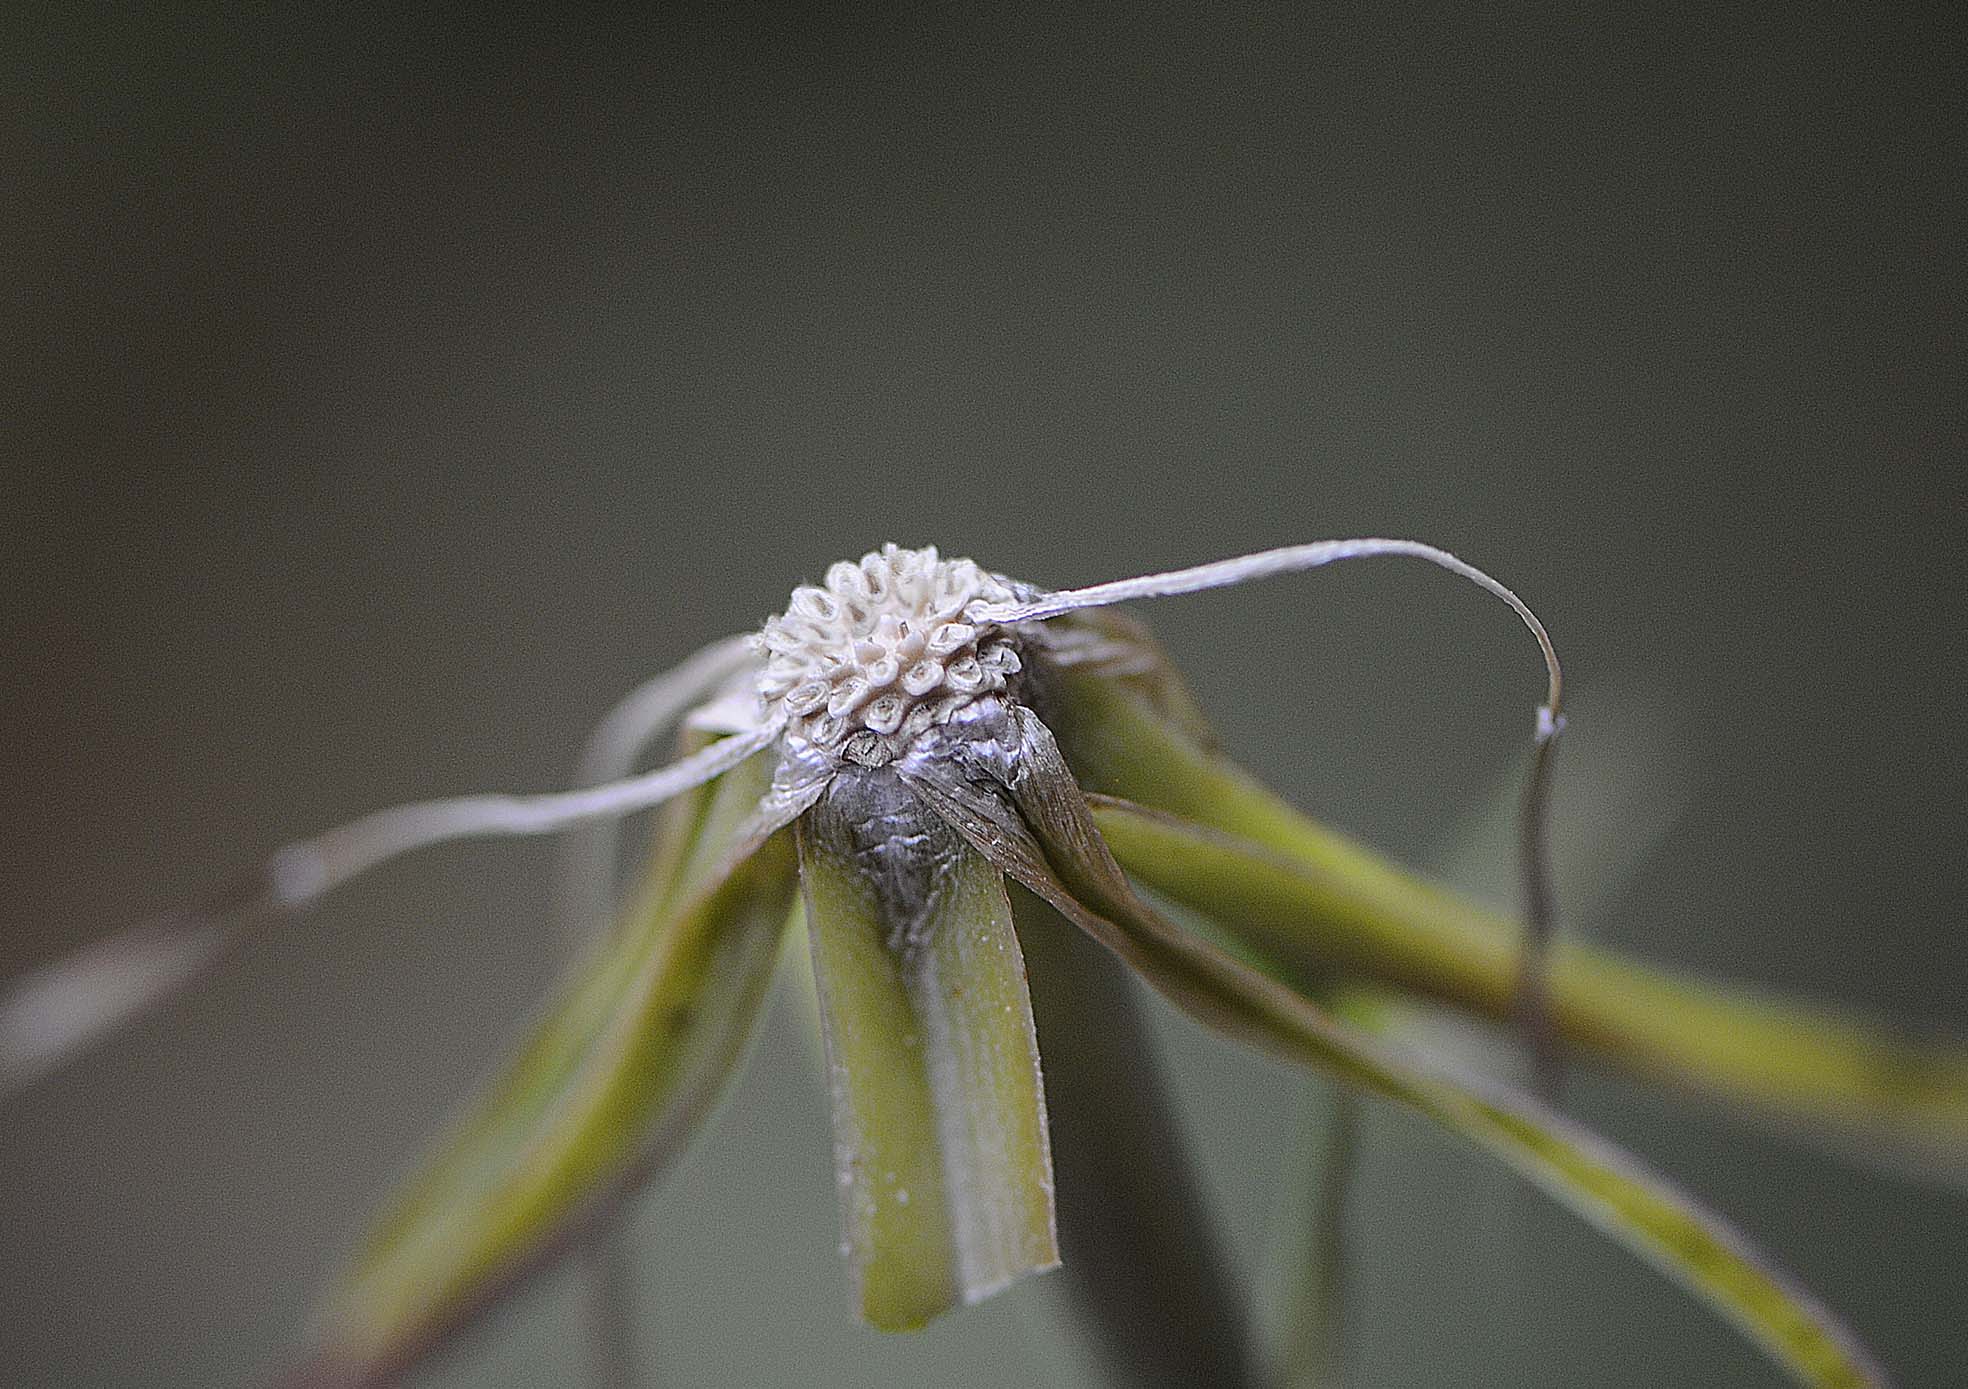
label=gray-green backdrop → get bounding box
[5,6,1962,1386]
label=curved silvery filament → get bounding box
[0,719,782,1100]
[970,537,1561,724]
[272,721,779,904]
[971,537,1569,1086]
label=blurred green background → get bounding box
[4,6,1962,1386]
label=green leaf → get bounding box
[301,745,798,1383]
[1052,666,1968,1182]
[797,769,1058,1331]
[904,705,1887,1389]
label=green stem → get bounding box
[1275,1089,1359,1389]
[1016,886,1255,1388]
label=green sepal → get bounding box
[1049,661,1968,1182]
[797,768,1058,1332]
[302,744,798,1382]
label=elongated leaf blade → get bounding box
[904,706,1889,1389]
[1051,666,1968,1182]
[797,768,1057,1331]
[299,747,798,1384]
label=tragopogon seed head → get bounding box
[755,544,1025,766]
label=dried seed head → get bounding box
[755,544,1026,766]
